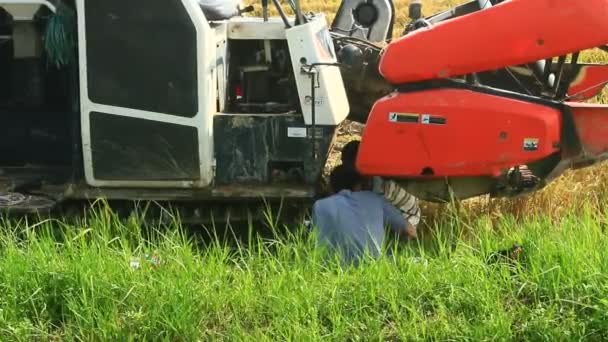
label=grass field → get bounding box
[1,199,608,340]
[1,0,608,340]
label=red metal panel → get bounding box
[567,65,608,101]
[568,102,608,158]
[380,0,608,84]
[356,88,561,178]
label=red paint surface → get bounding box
[357,88,561,178]
[380,0,608,84]
[569,102,608,157]
[567,65,608,101]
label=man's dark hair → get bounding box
[330,163,364,193]
[341,140,360,165]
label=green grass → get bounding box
[0,200,607,340]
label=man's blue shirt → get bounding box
[312,190,406,264]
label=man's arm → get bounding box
[383,180,420,220]
[381,197,411,238]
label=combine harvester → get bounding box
[0,0,607,220]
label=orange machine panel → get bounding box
[568,102,608,158]
[567,65,608,101]
[356,88,562,178]
[379,0,608,84]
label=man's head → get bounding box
[330,163,365,193]
[341,140,360,165]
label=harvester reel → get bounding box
[331,0,394,43]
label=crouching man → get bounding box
[341,140,421,240]
[311,163,412,265]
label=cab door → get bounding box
[76,0,215,188]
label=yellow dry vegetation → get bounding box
[248,0,463,31]
[248,0,608,229]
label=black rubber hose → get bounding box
[293,0,305,25]
[271,0,292,28]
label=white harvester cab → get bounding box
[75,0,349,189]
[0,0,350,210]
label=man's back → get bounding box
[312,189,405,264]
[341,140,421,233]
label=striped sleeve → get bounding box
[382,180,421,227]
